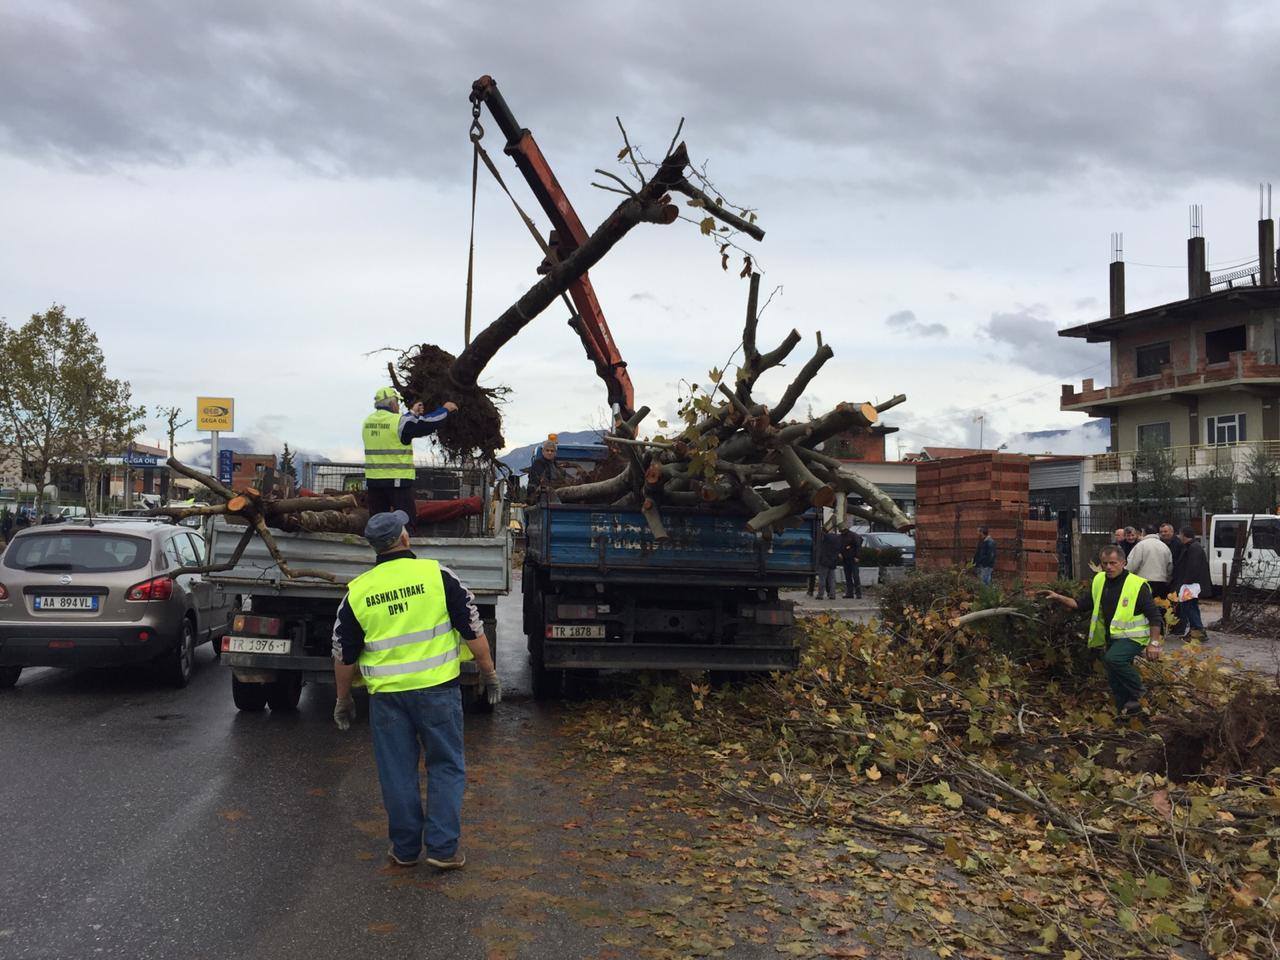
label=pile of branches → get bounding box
[570,572,1280,957]
[148,457,362,581]
[557,272,912,536]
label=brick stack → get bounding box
[913,453,1058,585]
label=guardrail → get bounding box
[1089,440,1280,474]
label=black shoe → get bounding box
[1119,701,1147,718]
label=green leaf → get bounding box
[1143,873,1172,899]
[1148,914,1181,940]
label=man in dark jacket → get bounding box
[838,527,863,599]
[815,527,844,600]
[1171,526,1211,640]
[972,527,996,585]
[1159,523,1184,567]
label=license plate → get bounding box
[549,624,605,639]
[227,637,291,655]
[34,595,98,611]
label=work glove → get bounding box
[480,670,502,706]
[333,694,356,731]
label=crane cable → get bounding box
[464,104,576,347]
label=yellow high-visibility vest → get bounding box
[348,557,460,693]
[1088,571,1152,648]
[362,409,414,481]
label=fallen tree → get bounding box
[549,272,912,536]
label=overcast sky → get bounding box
[4,1,1279,464]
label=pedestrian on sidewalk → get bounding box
[1042,545,1163,716]
[815,525,843,600]
[838,526,863,599]
[1126,524,1173,604]
[972,526,996,585]
[1172,526,1211,641]
[331,510,501,871]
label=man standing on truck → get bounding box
[363,386,458,531]
[331,509,501,871]
[525,434,563,501]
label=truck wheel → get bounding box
[266,673,303,711]
[461,683,495,715]
[232,675,269,712]
[163,618,197,688]
[529,634,563,700]
[0,666,21,689]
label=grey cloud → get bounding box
[981,308,1107,376]
[885,309,948,338]
[4,3,1280,189]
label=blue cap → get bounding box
[364,510,409,551]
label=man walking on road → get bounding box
[1126,523,1173,603]
[1172,526,1211,641]
[363,386,458,532]
[1043,545,1163,716]
[838,526,863,599]
[332,510,501,870]
[814,525,843,600]
[973,526,996,585]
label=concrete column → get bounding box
[1261,220,1276,285]
[1263,393,1280,442]
[1188,236,1207,297]
[1109,260,1125,317]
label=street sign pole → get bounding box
[210,431,219,489]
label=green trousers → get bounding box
[1101,638,1145,710]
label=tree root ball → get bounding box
[391,344,506,458]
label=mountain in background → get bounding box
[1005,418,1109,455]
[500,430,605,473]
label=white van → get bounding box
[1207,514,1280,593]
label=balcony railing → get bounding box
[1061,350,1280,410]
[1088,440,1280,475]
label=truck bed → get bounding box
[205,519,510,599]
[525,503,815,587]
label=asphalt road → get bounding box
[0,589,633,960]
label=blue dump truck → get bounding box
[522,501,816,696]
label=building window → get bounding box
[1135,342,1170,377]
[1205,325,1246,364]
[1136,421,1171,449]
[1206,413,1247,445]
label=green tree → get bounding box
[1195,447,1236,514]
[279,443,298,484]
[1237,444,1279,514]
[0,305,146,514]
[1132,442,1180,522]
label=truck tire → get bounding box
[461,683,494,714]
[0,666,21,689]
[266,673,303,711]
[528,632,563,700]
[232,675,269,712]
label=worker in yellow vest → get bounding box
[363,386,458,531]
[331,509,499,870]
[1043,544,1163,716]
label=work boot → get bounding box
[425,849,466,871]
[1119,701,1147,718]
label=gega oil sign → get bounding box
[195,397,234,432]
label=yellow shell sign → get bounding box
[196,397,234,432]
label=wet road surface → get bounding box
[0,589,658,960]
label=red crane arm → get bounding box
[470,75,635,420]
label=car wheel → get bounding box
[266,672,302,711]
[164,618,197,688]
[232,675,269,712]
[0,666,21,689]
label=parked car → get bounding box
[1207,514,1280,595]
[0,519,233,689]
[860,531,916,567]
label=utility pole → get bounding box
[974,414,985,450]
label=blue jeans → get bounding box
[1180,599,1205,633]
[369,684,465,862]
[976,566,994,585]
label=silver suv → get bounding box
[0,519,232,688]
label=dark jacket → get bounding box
[838,530,863,564]
[973,535,996,568]
[818,531,843,568]
[1073,570,1162,637]
[1172,538,1211,590]
[1162,535,1184,567]
[526,455,563,498]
